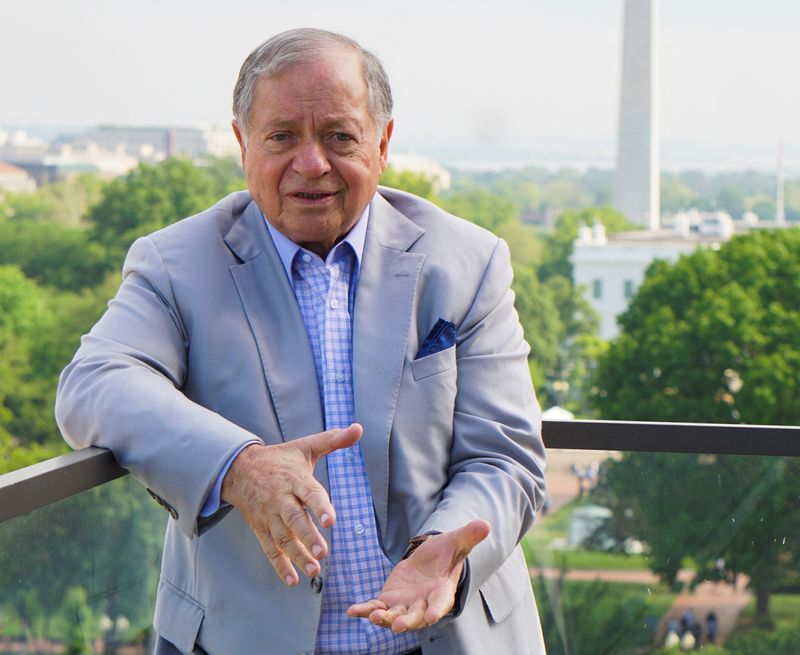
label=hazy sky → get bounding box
[3,0,799,152]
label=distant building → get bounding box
[572,212,733,340]
[69,125,239,161]
[0,161,37,193]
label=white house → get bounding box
[572,213,733,340]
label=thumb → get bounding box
[303,423,363,462]
[450,519,491,560]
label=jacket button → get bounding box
[310,576,323,594]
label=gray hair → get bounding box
[233,28,393,143]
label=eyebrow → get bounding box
[263,116,365,132]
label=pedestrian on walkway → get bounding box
[705,611,718,644]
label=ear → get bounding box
[232,120,247,168]
[378,118,394,173]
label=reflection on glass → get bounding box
[0,476,165,654]
[524,449,800,654]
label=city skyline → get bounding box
[3,0,799,170]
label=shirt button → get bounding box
[330,298,340,309]
[302,253,312,263]
[354,523,365,536]
[336,372,345,383]
[310,576,323,594]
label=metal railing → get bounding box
[1,419,799,524]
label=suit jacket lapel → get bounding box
[223,201,325,466]
[354,193,425,536]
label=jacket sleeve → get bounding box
[417,237,546,607]
[55,236,263,538]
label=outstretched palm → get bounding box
[347,519,490,633]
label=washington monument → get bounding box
[614,0,660,229]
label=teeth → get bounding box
[297,192,328,199]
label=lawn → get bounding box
[522,498,649,571]
[734,593,800,630]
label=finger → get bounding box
[370,603,409,629]
[252,528,299,587]
[392,599,427,633]
[423,584,457,625]
[266,510,319,581]
[278,499,328,568]
[302,423,363,462]
[294,475,337,530]
[347,599,387,618]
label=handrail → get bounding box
[0,447,126,523]
[1,419,798,524]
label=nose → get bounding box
[292,138,331,179]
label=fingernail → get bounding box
[312,544,323,557]
[304,563,316,575]
[285,575,295,586]
[321,513,331,526]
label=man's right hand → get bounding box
[221,423,363,586]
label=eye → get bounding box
[269,132,291,142]
[332,133,353,143]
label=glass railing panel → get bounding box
[0,476,165,654]
[525,448,800,654]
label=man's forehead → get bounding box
[251,66,372,128]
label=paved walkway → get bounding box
[657,578,752,646]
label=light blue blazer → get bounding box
[56,188,547,654]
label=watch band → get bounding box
[402,533,434,559]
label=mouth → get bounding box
[291,191,336,200]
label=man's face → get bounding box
[233,49,392,257]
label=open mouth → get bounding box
[292,192,335,200]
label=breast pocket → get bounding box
[410,345,456,381]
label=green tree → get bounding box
[199,155,247,197]
[0,220,108,291]
[593,228,800,622]
[660,174,700,212]
[0,173,105,226]
[439,188,519,231]
[380,166,438,201]
[726,624,800,654]
[537,207,633,282]
[0,478,164,647]
[87,158,217,266]
[715,187,746,217]
[541,178,592,215]
[533,574,649,655]
[541,274,603,414]
[511,266,561,390]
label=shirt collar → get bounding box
[264,203,369,287]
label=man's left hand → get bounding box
[347,519,490,632]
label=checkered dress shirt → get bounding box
[291,240,418,655]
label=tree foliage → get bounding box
[439,188,520,231]
[537,206,633,282]
[380,166,438,201]
[0,220,108,291]
[533,575,649,655]
[594,229,800,424]
[87,158,217,266]
[593,228,800,622]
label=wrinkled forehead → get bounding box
[250,56,373,125]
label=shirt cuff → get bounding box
[199,440,260,518]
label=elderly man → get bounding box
[56,28,546,655]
